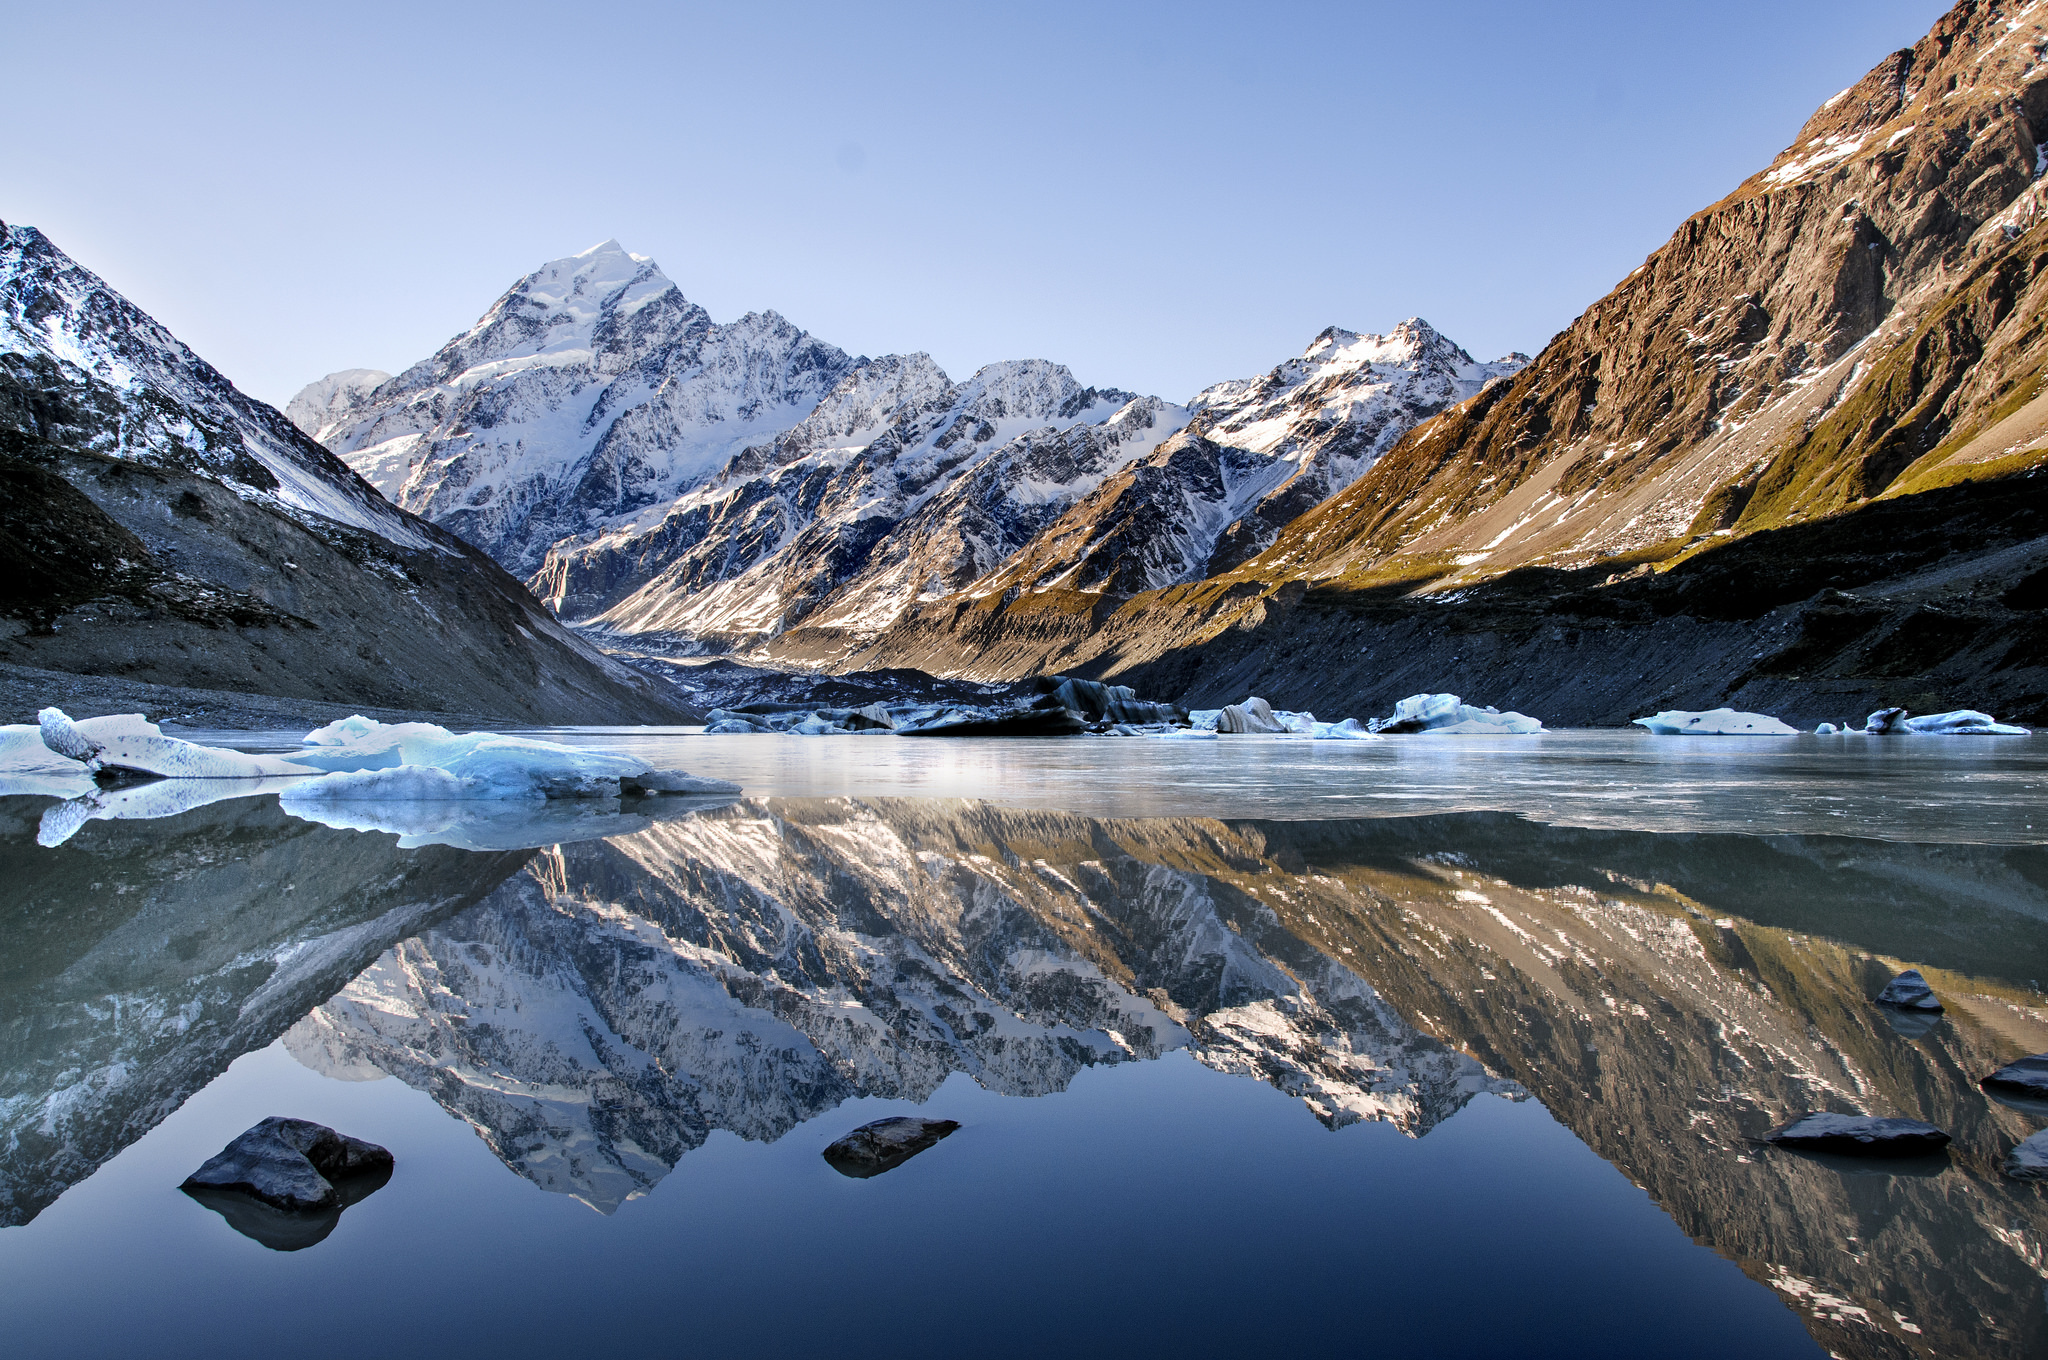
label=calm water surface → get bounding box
[2,733,2045,1358]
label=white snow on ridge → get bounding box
[304,240,865,574]
[1,222,435,549]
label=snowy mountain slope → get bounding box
[284,367,387,440]
[291,799,1517,1210]
[305,245,1509,659]
[953,320,1525,603]
[546,364,1184,649]
[0,221,692,722]
[537,318,1508,659]
[1,223,431,549]
[306,241,865,575]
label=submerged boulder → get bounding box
[1876,969,1943,1012]
[2006,1130,2048,1180]
[1981,1053,2048,1098]
[181,1116,393,1211]
[1763,1113,1950,1157]
[821,1116,961,1179]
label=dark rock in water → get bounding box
[1763,1113,1950,1157]
[898,706,1089,737]
[1982,1052,2048,1097]
[2007,1130,2048,1180]
[821,1116,960,1179]
[180,1116,393,1211]
[619,769,742,796]
[1875,968,1942,1011]
[182,1160,392,1251]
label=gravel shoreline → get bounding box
[1,662,522,732]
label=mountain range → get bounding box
[263,2,2048,731]
[8,1,2046,731]
[293,248,1521,659]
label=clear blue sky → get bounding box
[3,0,1952,408]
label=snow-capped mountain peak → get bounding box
[300,241,863,573]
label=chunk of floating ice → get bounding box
[2,723,78,772]
[37,708,319,777]
[1311,718,1378,740]
[1632,708,1797,736]
[1899,709,2030,736]
[1371,693,1545,735]
[284,717,739,801]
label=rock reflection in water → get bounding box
[0,795,533,1228]
[280,798,2048,1358]
[7,793,2048,1358]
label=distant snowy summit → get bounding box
[294,242,1519,656]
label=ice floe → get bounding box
[282,717,740,801]
[1633,709,1798,736]
[1369,693,1545,735]
[37,708,319,777]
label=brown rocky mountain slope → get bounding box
[827,0,2048,726]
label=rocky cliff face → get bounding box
[842,1,2048,724]
[0,223,693,722]
[1252,0,2048,588]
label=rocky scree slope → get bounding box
[0,222,691,722]
[846,0,2048,724]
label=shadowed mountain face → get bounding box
[281,800,2048,1358]
[0,796,532,1227]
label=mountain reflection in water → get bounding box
[3,792,2047,1359]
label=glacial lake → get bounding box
[2,731,2045,1359]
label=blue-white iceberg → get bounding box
[1633,708,1798,736]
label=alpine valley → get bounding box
[277,0,2048,731]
